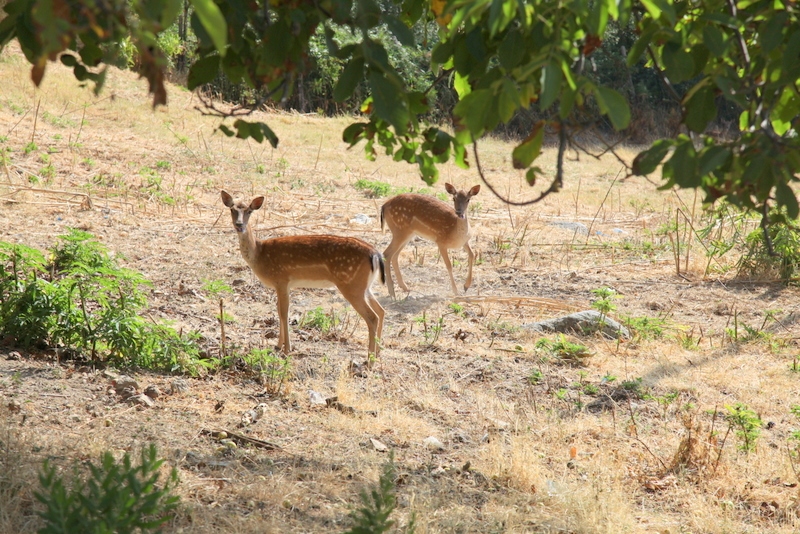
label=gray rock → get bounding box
[549,221,589,235]
[523,310,630,339]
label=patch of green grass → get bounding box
[202,279,233,298]
[301,306,339,333]
[353,179,411,198]
[622,314,668,341]
[41,111,77,128]
[535,334,591,365]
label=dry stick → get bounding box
[787,442,800,484]
[585,167,622,243]
[685,189,698,272]
[75,106,87,145]
[7,107,30,136]
[674,206,726,276]
[2,186,93,207]
[673,209,681,275]
[31,97,41,145]
[219,298,226,358]
[313,134,323,172]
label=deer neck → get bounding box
[454,212,470,233]
[237,226,262,267]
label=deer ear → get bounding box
[469,185,481,196]
[250,196,265,210]
[445,183,456,195]
[221,190,234,207]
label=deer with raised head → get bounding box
[380,183,480,299]
[221,190,385,357]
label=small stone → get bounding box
[112,375,139,395]
[170,378,189,394]
[370,438,388,452]
[127,394,155,407]
[424,436,444,451]
[7,351,21,360]
[144,385,161,399]
[308,390,327,406]
[431,466,447,477]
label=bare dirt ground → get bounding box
[2,47,800,533]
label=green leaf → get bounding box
[454,70,471,98]
[525,167,538,186]
[776,180,800,220]
[662,42,694,84]
[559,86,577,119]
[782,30,800,75]
[187,55,219,90]
[488,0,515,37]
[431,38,454,66]
[498,78,520,123]
[368,70,409,134]
[739,109,750,131]
[454,89,493,137]
[702,24,727,57]
[683,83,716,133]
[512,122,544,169]
[588,0,610,36]
[160,0,182,27]
[60,54,77,67]
[498,29,525,70]
[237,121,278,148]
[698,146,731,176]
[632,139,672,175]
[383,14,415,47]
[595,85,630,130]
[627,22,657,66]
[334,57,364,102]
[771,87,800,136]
[540,63,562,110]
[667,139,699,188]
[760,12,787,54]
[189,0,227,56]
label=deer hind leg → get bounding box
[383,235,412,299]
[275,286,292,353]
[366,290,385,356]
[463,242,475,292]
[438,243,460,295]
[341,286,383,358]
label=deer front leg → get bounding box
[463,242,475,292]
[276,286,291,353]
[439,244,460,295]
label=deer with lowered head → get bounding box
[380,183,480,299]
[221,190,385,357]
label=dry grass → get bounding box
[2,45,800,533]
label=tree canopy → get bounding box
[1,0,799,237]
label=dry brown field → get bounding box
[2,45,800,533]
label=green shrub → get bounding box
[535,334,591,364]
[244,349,292,395]
[354,179,393,198]
[300,306,338,333]
[724,403,762,453]
[343,453,414,534]
[0,230,202,373]
[737,215,800,281]
[35,444,179,534]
